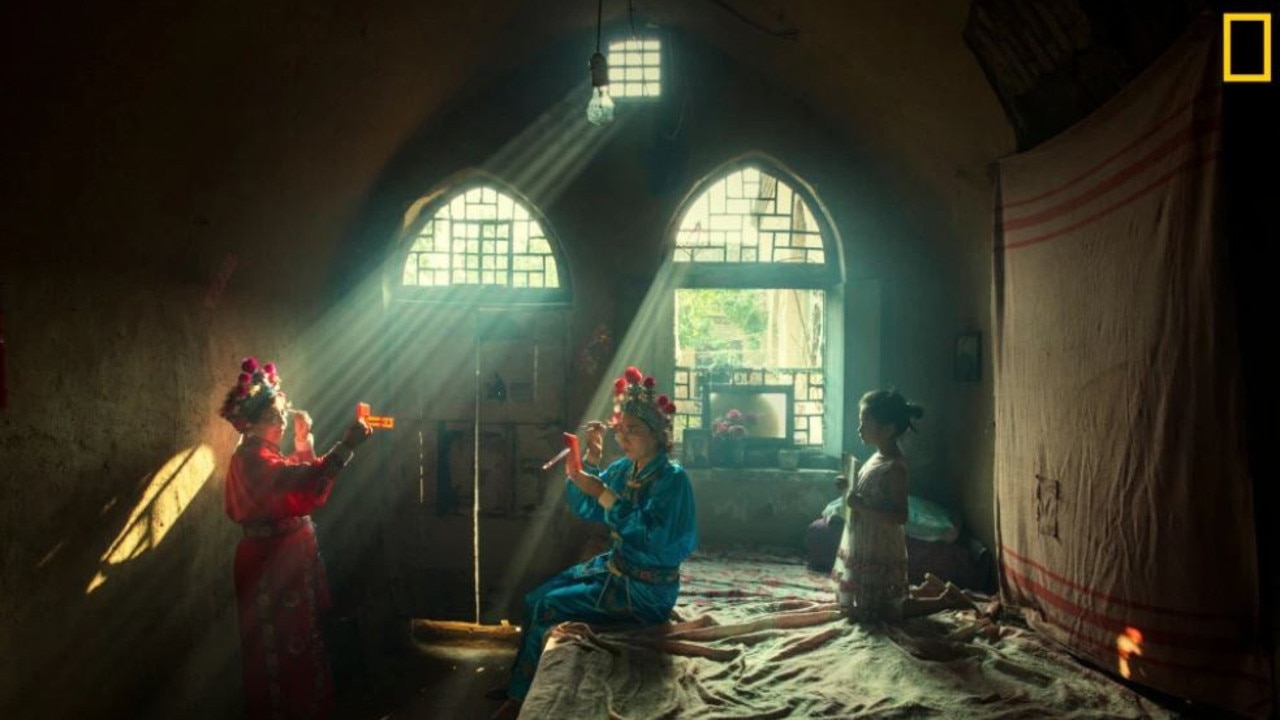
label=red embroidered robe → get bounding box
[225,436,341,720]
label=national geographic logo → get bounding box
[1223,13,1272,82]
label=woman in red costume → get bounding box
[218,356,371,719]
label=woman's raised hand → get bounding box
[583,420,607,465]
[292,410,313,444]
[342,419,372,448]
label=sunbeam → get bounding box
[268,75,636,645]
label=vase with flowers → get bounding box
[711,408,752,467]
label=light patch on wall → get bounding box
[86,444,216,594]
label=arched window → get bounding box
[397,175,569,304]
[673,166,824,265]
[385,174,574,618]
[669,158,843,451]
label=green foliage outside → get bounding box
[675,289,767,366]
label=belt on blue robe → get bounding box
[607,552,680,585]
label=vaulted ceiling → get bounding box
[480,0,1017,212]
[470,0,1201,222]
[0,0,1200,277]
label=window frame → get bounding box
[390,172,573,307]
[606,36,663,100]
[665,154,846,455]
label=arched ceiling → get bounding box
[469,0,1199,228]
[477,0,1017,215]
[1,0,1197,284]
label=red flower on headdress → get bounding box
[643,376,656,388]
[221,356,285,433]
[656,394,670,407]
[666,402,677,414]
[613,377,627,394]
[624,366,643,384]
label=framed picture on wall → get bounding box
[954,332,981,382]
[681,428,711,468]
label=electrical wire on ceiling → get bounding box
[659,41,688,142]
[630,0,795,138]
[706,0,798,40]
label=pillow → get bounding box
[906,495,960,543]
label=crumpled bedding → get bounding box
[517,550,1175,719]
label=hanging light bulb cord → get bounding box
[596,0,603,53]
[585,0,615,125]
[588,0,609,91]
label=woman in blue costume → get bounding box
[493,365,698,719]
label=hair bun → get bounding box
[907,403,925,420]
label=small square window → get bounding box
[607,38,661,98]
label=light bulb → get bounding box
[586,85,615,126]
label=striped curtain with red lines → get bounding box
[993,17,1272,719]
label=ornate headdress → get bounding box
[218,356,284,433]
[611,365,677,432]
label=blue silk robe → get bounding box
[506,452,698,700]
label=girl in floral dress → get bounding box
[832,389,970,621]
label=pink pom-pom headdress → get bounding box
[611,365,676,433]
[218,356,285,432]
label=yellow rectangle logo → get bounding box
[1223,13,1272,82]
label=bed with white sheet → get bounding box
[516,548,1177,719]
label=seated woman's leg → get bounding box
[506,566,592,701]
[508,574,665,701]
